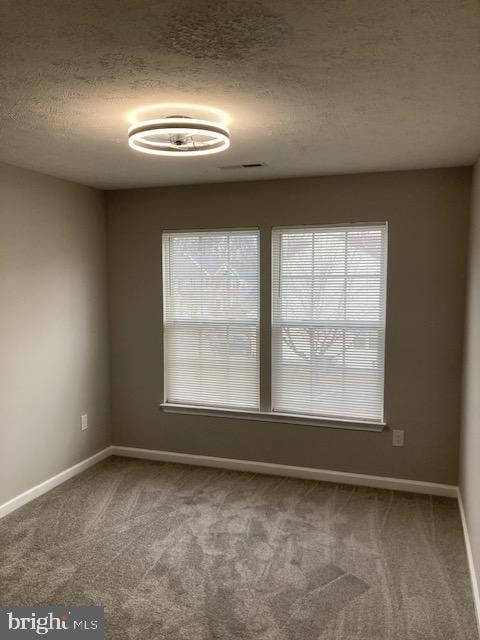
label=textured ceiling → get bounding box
[1,0,480,189]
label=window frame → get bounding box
[161,222,387,432]
[162,227,261,412]
[271,222,388,424]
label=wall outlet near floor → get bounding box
[81,414,88,431]
[392,429,405,447]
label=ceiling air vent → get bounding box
[219,162,267,170]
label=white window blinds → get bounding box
[272,224,387,422]
[163,229,259,410]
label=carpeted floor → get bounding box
[0,456,477,639]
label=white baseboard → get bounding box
[0,444,458,523]
[110,446,457,498]
[0,446,112,520]
[457,488,480,633]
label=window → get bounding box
[162,229,259,410]
[162,223,387,427]
[272,224,387,423]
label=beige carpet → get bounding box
[0,456,477,639]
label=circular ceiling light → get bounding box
[128,116,230,157]
[127,103,231,126]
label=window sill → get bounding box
[159,403,385,432]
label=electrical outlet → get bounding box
[392,429,405,447]
[81,414,88,431]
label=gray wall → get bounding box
[0,162,111,505]
[107,167,470,484]
[460,159,480,577]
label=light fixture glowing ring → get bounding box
[128,117,230,157]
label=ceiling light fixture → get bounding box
[127,103,231,126]
[128,116,230,157]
